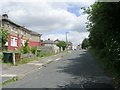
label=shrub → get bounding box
[21,40,30,54]
[31,47,37,54]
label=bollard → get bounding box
[13,53,15,65]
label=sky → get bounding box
[0,0,95,47]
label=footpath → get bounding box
[0,52,69,85]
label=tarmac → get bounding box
[0,52,68,85]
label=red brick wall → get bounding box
[29,41,41,47]
[7,34,41,50]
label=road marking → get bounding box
[0,74,17,77]
[55,58,60,61]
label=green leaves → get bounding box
[21,40,30,54]
[86,2,120,71]
[81,38,89,49]
[0,27,9,50]
[56,41,67,51]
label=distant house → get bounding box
[43,38,57,47]
[77,44,81,50]
[1,14,42,50]
[42,38,59,54]
[67,41,73,50]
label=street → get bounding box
[3,50,114,89]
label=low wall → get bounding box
[39,46,59,54]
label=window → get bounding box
[21,39,26,46]
[11,36,18,47]
[11,26,18,33]
[30,34,32,39]
[11,27,13,31]
[21,31,26,36]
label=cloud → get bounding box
[42,31,89,46]
[1,0,94,46]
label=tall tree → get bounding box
[81,38,89,49]
[85,2,120,71]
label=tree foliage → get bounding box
[21,40,30,54]
[81,38,89,49]
[56,41,67,51]
[0,27,9,50]
[85,2,120,71]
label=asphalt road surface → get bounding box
[3,50,114,89]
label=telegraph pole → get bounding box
[0,14,2,51]
[66,32,69,53]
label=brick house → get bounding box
[1,14,42,51]
[67,41,73,50]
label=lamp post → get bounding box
[66,32,69,52]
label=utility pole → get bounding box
[0,14,2,51]
[66,32,69,53]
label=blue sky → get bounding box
[67,4,81,17]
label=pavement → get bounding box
[0,51,68,85]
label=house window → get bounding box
[21,39,26,46]
[11,36,18,47]
[11,27,13,31]
[30,34,32,39]
[21,31,26,36]
[7,24,10,28]
[11,27,18,33]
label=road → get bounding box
[3,50,114,89]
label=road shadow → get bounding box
[56,50,115,89]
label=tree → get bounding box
[0,27,9,50]
[85,2,120,71]
[56,41,67,51]
[81,38,89,49]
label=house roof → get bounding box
[2,15,42,36]
[67,41,72,45]
[30,31,42,36]
[43,40,57,44]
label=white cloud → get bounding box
[42,31,89,46]
[1,0,94,46]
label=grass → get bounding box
[15,56,38,66]
[0,53,3,60]
[89,48,120,90]
[1,76,19,87]
[37,51,55,58]
[1,56,38,66]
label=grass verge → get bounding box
[89,48,120,90]
[1,76,19,87]
[0,54,3,60]
[37,51,55,58]
[15,56,38,66]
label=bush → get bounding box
[21,40,30,54]
[31,47,37,54]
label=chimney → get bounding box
[2,14,8,19]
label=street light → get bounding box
[66,32,69,52]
